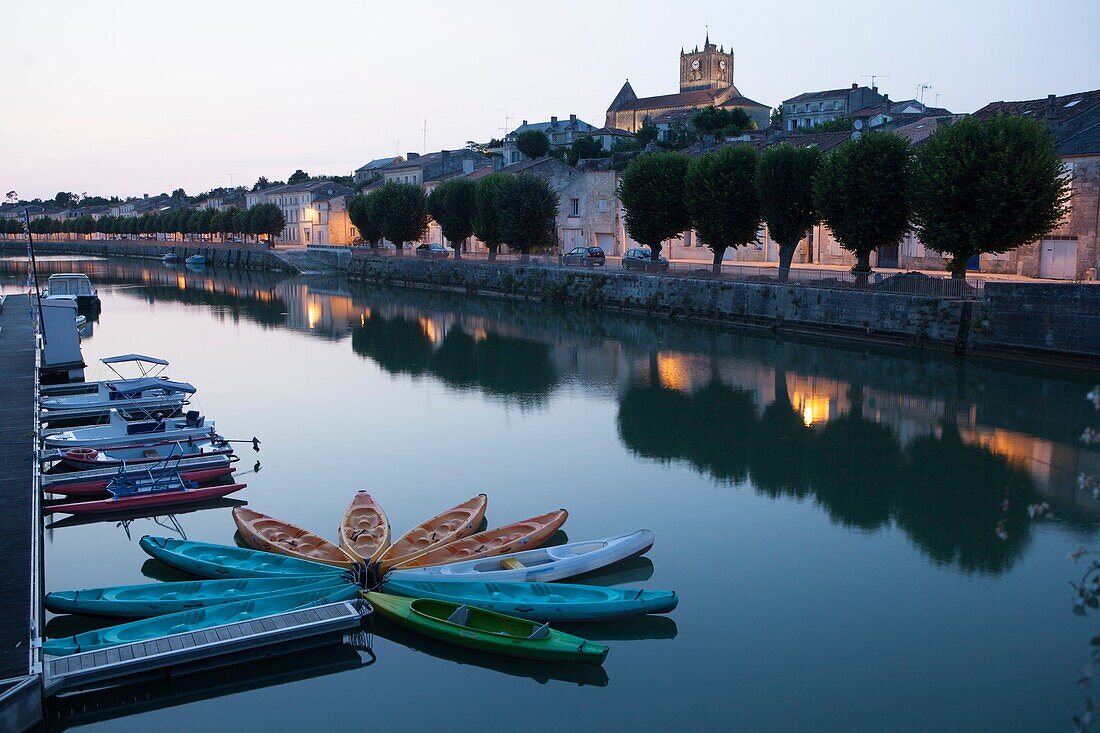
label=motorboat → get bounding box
[55,437,233,470]
[39,354,177,398]
[163,252,179,263]
[40,377,195,413]
[43,409,216,450]
[44,274,100,308]
[185,254,206,266]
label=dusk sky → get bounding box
[3,0,1097,201]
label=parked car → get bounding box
[416,243,451,259]
[563,246,606,268]
[227,236,243,243]
[622,248,669,272]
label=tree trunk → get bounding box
[454,237,463,260]
[949,254,968,280]
[650,242,663,262]
[711,245,727,275]
[777,242,797,283]
[853,249,872,287]
[488,244,497,262]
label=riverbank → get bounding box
[346,255,1100,368]
[0,240,298,273]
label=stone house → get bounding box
[245,180,355,245]
[353,156,404,186]
[503,116,598,164]
[782,84,885,131]
[380,149,491,186]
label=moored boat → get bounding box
[233,507,356,568]
[40,377,195,413]
[339,492,390,563]
[140,536,346,578]
[365,592,608,665]
[44,463,235,497]
[380,579,678,622]
[163,252,178,263]
[392,509,568,570]
[46,575,349,617]
[44,273,100,308]
[385,529,654,584]
[57,437,233,470]
[185,254,206,266]
[43,409,215,450]
[43,475,245,516]
[44,585,361,656]
[375,494,488,572]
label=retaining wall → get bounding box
[972,282,1100,358]
[0,240,297,273]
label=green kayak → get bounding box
[365,592,608,665]
[139,535,347,578]
[46,575,348,618]
[44,585,361,657]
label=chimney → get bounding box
[569,114,577,123]
[1046,94,1058,122]
[884,95,891,115]
[551,116,558,125]
[521,119,528,126]
[871,85,878,95]
[143,193,149,200]
[407,152,419,160]
[463,159,475,175]
[441,150,450,169]
[851,82,858,90]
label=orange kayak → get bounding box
[339,492,391,563]
[392,509,568,569]
[376,495,487,572]
[232,507,356,569]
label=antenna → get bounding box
[861,74,889,89]
[934,92,943,108]
[422,119,429,153]
[229,173,235,188]
[916,83,933,107]
[501,116,513,135]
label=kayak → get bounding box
[46,575,348,618]
[380,579,678,622]
[376,495,487,572]
[44,585,361,657]
[365,592,608,665]
[44,465,235,497]
[393,509,568,570]
[233,507,356,568]
[140,536,347,579]
[339,492,390,563]
[386,529,654,584]
[44,481,246,516]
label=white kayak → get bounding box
[43,409,215,450]
[385,529,654,584]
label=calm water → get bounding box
[4,256,1100,732]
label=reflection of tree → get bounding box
[809,385,899,529]
[138,284,288,326]
[352,319,557,403]
[894,421,1036,574]
[749,369,812,498]
[617,384,691,463]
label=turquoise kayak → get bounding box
[381,579,678,622]
[46,575,349,618]
[139,536,347,579]
[44,585,361,657]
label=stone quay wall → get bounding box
[973,282,1100,359]
[0,239,297,273]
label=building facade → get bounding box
[781,84,886,131]
[503,115,598,164]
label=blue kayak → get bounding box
[46,575,349,618]
[44,585,361,657]
[380,579,678,622]
[139,536,347,579]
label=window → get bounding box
[569,198,580,217]
[1064,99,1081,108]
[597,199,607,213]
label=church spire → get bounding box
[705,25,709,46]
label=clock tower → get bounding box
[679,32,733,93]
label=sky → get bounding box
[2,0,1098,201]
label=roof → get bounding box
[974,89,1100,124]
[783,87,858,104]
[774,131,852,152]
[509,117,598,137]
[891,115,964,145]
[718,95,770,110]
[355,156,404,173]
[590,126,634,137]
[614,88,720,112]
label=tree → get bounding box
[247,203,286,243]
[803,117,853,133]
[636,122,659,147]
[691,106,733,137]
[618,151,690,261]
[252,176,270,192]
[770,105,784,129]
[5,191,17,205]
[911,114,1071,279]
[813,131,912,276]
[472,174,509,258]
[347,191,383,247]
[54,191,76,207]
[567,136,606,166]
[426,178,476,258]
[287,169,309,185]
[756,143,822,282]
[516,130,550,160]
[171,188,188,201]
[376,183,427,251]
[497,175,559,254]
[684,146,760,273]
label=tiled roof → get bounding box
[355,156,403,173]
[773,131,852,152]
[614,89,719,112]
[718,94,770,110]
[974,89,1100,124]
[590,126,635,136]
[783,87,857,104]
[510,117,597,137]
[892,115,963,145]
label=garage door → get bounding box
[562,229,584,250]
[1039,239,1078,280]
[596,233,615,254]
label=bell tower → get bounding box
[679,32,734,93]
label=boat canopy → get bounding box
[106,378,196,397]
[101,354,169,367]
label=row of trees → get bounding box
[346,176,559,257]
[3,204,287,243]
[618,114,1069,280]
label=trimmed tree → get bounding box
[516,130,550,160]
[684,145,761,273]
[426,178,476,258]
[756,143,822,282]
[911,114,1071,278]
[813,131,912,276]
[618,151,690,262]
[347,191,384,247]
[473,173,510,259]
[376,183,427,252]
[497,175,559,254]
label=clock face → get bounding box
[691,60,700,70]
[719,60,727,70]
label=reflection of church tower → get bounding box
[679,31,734,93]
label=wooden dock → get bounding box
[0,294,43,733]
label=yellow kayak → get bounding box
[339,491,391,563]
[376,495,487,572]
[232,506,356,568]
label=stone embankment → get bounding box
[346,256,1100,366]
[0,239,297,273]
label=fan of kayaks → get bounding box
[44,492,677,667]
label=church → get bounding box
[605,35,771,133]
